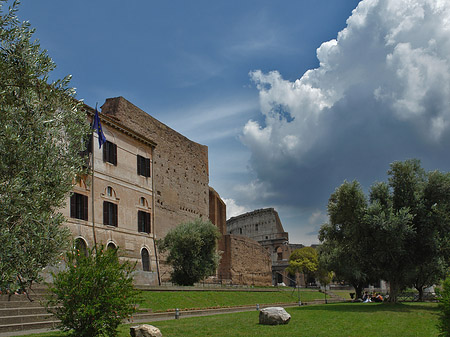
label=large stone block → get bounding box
[130,324,162,337]
[259,307,291,325]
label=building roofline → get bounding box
[82,103,157,148]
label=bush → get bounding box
[47,244,139,337]
[158,218,220,286]
[438,275,450,336]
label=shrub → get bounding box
[438,275,450,336]
[47,244,139,337]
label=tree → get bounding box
[287,247,318,287]
[386,160,450,301]
[47,244,139,337]
[0,1,90,296]
[320,160,450,303]
[157,218,221,286]
[319,180,375,299]
[364,197,415,303]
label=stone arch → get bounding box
[104,186,117,200]
[139,196,149,208]
[106,241,117,251]
[276,246,283,261]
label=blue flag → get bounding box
[92,108,106,148]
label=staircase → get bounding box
[0,287,59,335]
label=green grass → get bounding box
[137,289,323,312]
[22,302,439,337]
[330,289,355,300]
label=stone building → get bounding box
[62,104,159,285]
[63,97,210,285]
[64,96,273,287]
[227,208,303,285]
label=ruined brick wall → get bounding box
[219,235,272,286]
[209,187,226,255]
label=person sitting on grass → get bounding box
[363,292,371,303]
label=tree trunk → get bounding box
[415,286,424,302]
[389,280,399,303]
[353,283,364,300]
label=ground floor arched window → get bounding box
[75,237,88,257]
[141,248,150,271]
[107,242,117,251]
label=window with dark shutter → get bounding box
[103,201,118,227]
[103,141,117,165]
[70,193,88,220]
[138,210,151,233]
[137,155,150,177]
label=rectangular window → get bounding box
[103,201,118,227]
[103,141,117,165]
[138,210,151,233]
[70,193,88,221]
[137,155,151,177]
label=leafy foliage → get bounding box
[0,1,90,295]
[157,218,220,286]
[287,247,318,283]
[438,275,450,336]
[319,180,376,299]
[47,244,139,337]
[319,160,450,302]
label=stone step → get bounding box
[0,306,54,317]
[0,294,48,303]
[0,299,48,309]
[0,313,55,326]
[0,319,59,334]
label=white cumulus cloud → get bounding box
[223,198,251,220]
[240,0,450,211]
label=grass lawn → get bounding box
[23,302,440,337]
[136,289,324,312]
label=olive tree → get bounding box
[157,218,221,286]
[0,0,90,296]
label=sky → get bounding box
[9,0,450,245]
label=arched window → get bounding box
[75,238,88,257]
[107,242,117,251]
[141,248,150,272]
[276,247,283,261]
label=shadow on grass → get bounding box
[291,302,439,314]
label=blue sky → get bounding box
[12,0,450,245]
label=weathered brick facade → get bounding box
[219,235,272,286]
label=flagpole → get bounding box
[91,104,98,249]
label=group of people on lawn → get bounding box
[362,291,384,302]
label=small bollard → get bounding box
[175,308,180,319]
[256,304,260,311]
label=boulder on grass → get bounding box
[259,307,291,325]
[130,324,162,337]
